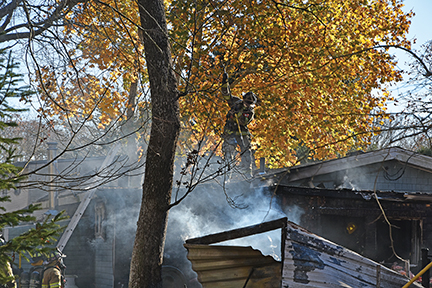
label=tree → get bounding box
[0,48,33,190]
[0,0,416,287]
[368,41,432,151]
[131,0,412,285]
[0,0,84,44]
[27,0,413,287]
[128,0,180,286]
[0,0,147,192]
[42,0,413,168]
[169,0,413,166]
[0,114,52,161]
[0,201,65,284]
[0,48,65,284]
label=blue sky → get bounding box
[384,0,432,112]
[403,0,432,50]
[395,0,432,68]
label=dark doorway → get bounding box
[376,219,421,266]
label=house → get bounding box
[182,147,432,287]
[3,145,432,287]
[255,146,432,273]
[2,142,206,288]
[2,143,144,288]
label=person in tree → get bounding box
[221,72,258,174]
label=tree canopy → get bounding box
[34,0,413,168]
[169,0,412,166]
[371,40,432,151]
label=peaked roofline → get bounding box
[262,147,432,183]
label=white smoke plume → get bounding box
[165,182,305,264]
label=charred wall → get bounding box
[275,185,432,270]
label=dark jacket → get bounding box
[221,81,254,136]
[41,263,63,288]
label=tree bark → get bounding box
[129,0,180,287]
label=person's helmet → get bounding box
[243,92,257,106]
[30,254,45,266]
[46,248,66,264]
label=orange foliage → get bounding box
[38,0,412,168]
[169,0,412,167]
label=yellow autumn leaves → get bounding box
[37,0,412,168]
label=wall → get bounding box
[275,186,432,271]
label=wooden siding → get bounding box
[184,218,424,288]
[282,221,423,288]
[94,238,114,288]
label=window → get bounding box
[95,201,106,239]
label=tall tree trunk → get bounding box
[129,0,180,287]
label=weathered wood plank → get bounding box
[186,244,266,259]
[282,221,422,288]
[185,217,287,245]
[196,264,280,282]
[197,265,281,288]
[190,257,277,270]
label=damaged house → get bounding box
[184,147,432,287]
[3,145,432,287]
[258,146,432,269]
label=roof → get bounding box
[275,185,432,202]
[282,220,422,287]
[259,147,432,184]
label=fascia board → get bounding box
[392,150,432,172]
[281,148,401,183]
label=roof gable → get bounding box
[264,147,432,184]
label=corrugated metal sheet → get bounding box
[184,244,281,288]
[282,221,423,288]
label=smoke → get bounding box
[165,182,292,263]
[162,182,291,286]
[281,204,305,225]
[75,147,307,286]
